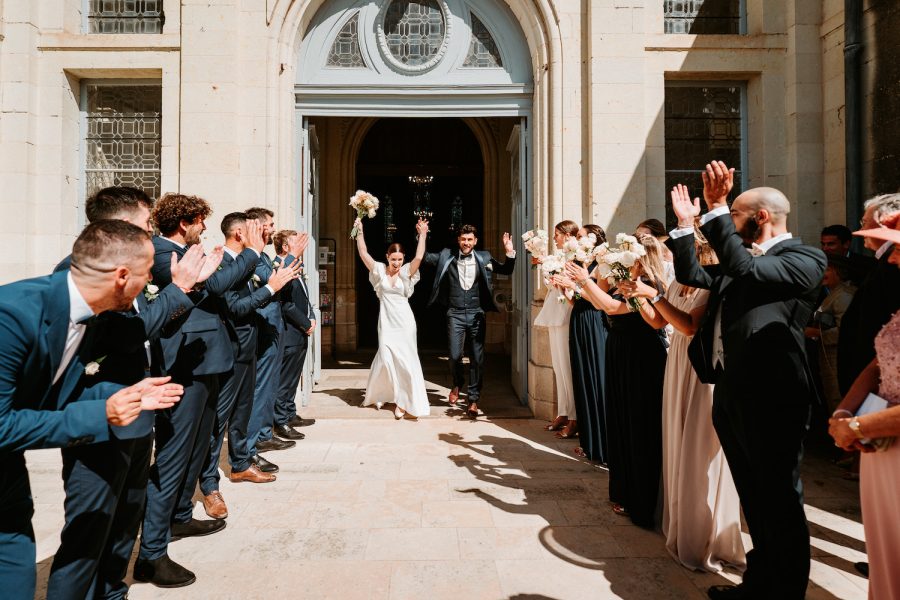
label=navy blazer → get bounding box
[0,272,114,511]
[220,250,274,363]
[152,237,258,376]
[279,254,315,347]
[423,248,515,312]
[255,253,285,354]
[667,214,826,384]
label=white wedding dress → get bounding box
[362,262,430,417]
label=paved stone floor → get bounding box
[29,355,867,599]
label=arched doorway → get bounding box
[293,0,535,405]
[354,117,485,350]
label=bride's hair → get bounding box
[385,243,405,257]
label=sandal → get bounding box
[611,503,629,517]
[573,447,587,458]
[544,416,568,431]
[556,424,578,439]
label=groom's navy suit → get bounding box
[0,271,117,599]
[667,212,825,598]
[423,248,515,403]
[140,237,258,561]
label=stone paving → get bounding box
[29,356,868,599]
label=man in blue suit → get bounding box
[0,220,183,600]
[135,194,267,588]
[48,187,221,600]
[196,213,300,518]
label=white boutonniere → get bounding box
[143,283,159,302]
[251,274,262,288]
[84,355,107,376]
[485,263,493,272]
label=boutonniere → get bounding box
[485,263,493,272]
[251,274,262,288]
[144,283,159,302]
[84,356,107,376]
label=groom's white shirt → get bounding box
[455,250,517,291]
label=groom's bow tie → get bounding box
[458,253,474,261]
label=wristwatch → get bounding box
[848,417,865,439]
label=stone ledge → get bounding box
[37,33,181,52]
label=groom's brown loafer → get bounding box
[449,387,460,405]
[465,403,479,419]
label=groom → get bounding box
[424,224,516,418]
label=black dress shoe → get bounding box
[274,424,305,440]
[289,414,316,427]
[170,518,226,539]
[707,584,753,600]
[854,561,869,577]
[253,453,279,473]
[257,437,296,452]
[133,554,196,588]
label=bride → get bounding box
[355,217,431,419]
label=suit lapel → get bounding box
[437,249,453,286]
[44,271,72,382]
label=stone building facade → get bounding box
[0,0,889,417]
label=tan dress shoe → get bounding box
[229,463,276,483]
[202,491,228,519]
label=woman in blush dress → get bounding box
[355,218,431,419]
[536,220,579,438]
[559,234,668,529]
[621,218,745,572]
[830,222,900,600]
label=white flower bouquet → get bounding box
[349,190,379,239]
[521,229,549,266]
[597,233,647,312]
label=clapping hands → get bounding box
[701,160,734,210]
[288,232,310,258]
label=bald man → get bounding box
[666,164,826,600]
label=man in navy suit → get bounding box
[47,187,221,600]
[135,194,267,588]
[0,220,183,600]
[196,213,300,518]
[666,163,826,599]
[270,231,316,445]
[422,225,516,418]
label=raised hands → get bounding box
[618,278,658,300]
[245,219,266,253]
[671,183,701,228]
[197,246,225,283]
[416,218,429,237]
[267,258,303,292]
[701,160,734,210]
[564,261,590,284]
[502,232,515,255]
[354,218,364,238]
[169,244,206,291]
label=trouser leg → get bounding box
[198,368,239,496]
[0,456,36,600]
[227,356,259,473]
[273,340,307,428]
[465,311,486,403]
[248,333,283,452]
[447,311,467,390]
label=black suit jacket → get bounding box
[152,237,258,376]
[219,251,274,363]
[836,244,900,394]
[278,254,314,348]
[667,214,826,385]
[423,248,515,312]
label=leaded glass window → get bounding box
[327,13,365,68]
[87,0,164,34]
[664,84,744,227]
[383,0,445,67]
[664,0,741,34]
[84,84,162,201]
[463,14,502,68]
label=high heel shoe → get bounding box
[394,407,404,420]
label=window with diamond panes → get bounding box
[463,13,502,68]
[85,84,162,201]
[384,0,445,67]
[327,13,365,68]
[664,0,741,34]
[87,0,164,34]
[664,84,744,228]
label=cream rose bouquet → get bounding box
[597,233,647,312]
[349,190,379,239]
[521,229,549,266]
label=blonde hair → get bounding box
[636,235,669,293]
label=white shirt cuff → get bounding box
[506,251,517,258]
[264,284,275,295]
[668,227,694,239]
[699,204,730,225]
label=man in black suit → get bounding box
[197,213,300,516]
[836,194,900,396]
[820,223,875,285]
[47,188,220,599]
[666,163,826,600]
[422,225,516,418]
[135,194,267,588]
[0,221,182,600]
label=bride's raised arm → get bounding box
[355,218,376,271]
[408,219,429,277]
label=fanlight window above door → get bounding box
[382,0,446,68]
[326,12,366,67]
[463,13,502,68]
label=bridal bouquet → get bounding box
[521,229,549,266]
[561,233,604,264]
[597,233,646,312]
[349,190,379,239]
[538,251,572,303]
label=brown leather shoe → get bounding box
[448,387,460,405]
[229,463,276,484]
[202,491,228,519]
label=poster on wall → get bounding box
[319,270,327,284]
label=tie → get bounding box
[459,253,473,261]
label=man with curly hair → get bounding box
[134,193,267,588]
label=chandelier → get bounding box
[409,175,434,220]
